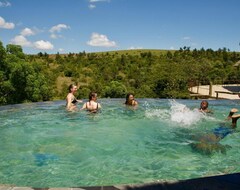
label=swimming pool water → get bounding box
[0,99,240,187]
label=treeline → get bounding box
[0,40,240,105]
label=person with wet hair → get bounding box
[125,93,138,106]
[81,92,101,113]
[199,100,212,113]
[66,84,82,111]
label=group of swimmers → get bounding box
[193,99,240,154]
[198,99,240,128]
[66,84,240,154]
[65,84,138,113]
[66,84,239,126]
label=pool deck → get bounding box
[1,173,239,190]
[189,84,240,99]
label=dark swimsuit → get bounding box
[213,125,234,139]
[71,97,78,104]
[86,102,99,113]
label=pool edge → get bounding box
[1,173,240,190]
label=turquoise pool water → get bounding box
[0,99,240,187]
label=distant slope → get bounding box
[49,49,174,59]
[89,49,174,55]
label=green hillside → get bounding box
[0,41,240,105]
[88,49,174,55]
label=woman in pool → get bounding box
[66,84,82,111]
[191,108,240,154]
[81,92,101,113]
[125,93,138,106]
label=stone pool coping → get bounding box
[0,172,239,190]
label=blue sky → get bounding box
[0,0,240,54]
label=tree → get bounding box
[0,71,14,104]
[103,81,127,98]
[0,41,7,72]
[6,44,25,59]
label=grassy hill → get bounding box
[88,49,174,56]
[48,49,174,59]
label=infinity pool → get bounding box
[0,99,239,187]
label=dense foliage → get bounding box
[0,41,240,105]
[0,42,55,104]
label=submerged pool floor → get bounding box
[0,99,240,187]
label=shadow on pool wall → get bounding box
[124,173,240,190]
[75,173,240,190]
[1,173,239,190]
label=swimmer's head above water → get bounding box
[199,100,212,113]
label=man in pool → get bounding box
[199,100,212,113]
[191,108,240,155]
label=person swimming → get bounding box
[125,93,138,106]
[199,100,212,113]
[212,108,240,139]
[191,108,240,155]
[81,92,101,113]
[66,84,82,111]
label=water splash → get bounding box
[169,100,205,126]
[145,108,170,120]
[145,99,207,126]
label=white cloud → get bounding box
[32,26,44,34]
[50,33,57,39]
[49,24,70,33]
[128,46,143,50]
[20,28,35,36]
[87,32,116,47]
[170,46,175,50]
[34,40,54,50]
[11,28,54,51]
[0,1,11,7]
[49,24,70,39]
[58,48,64,52]
[10,35,32,47]
[88,0,110,9]
[50,33,63,39]
[11,36,54,51]
[0,16,14,29]
[89,4,96,9]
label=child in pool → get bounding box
[199,100,212,113]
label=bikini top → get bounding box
[71,97,78,104]
[86,102,99,113]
